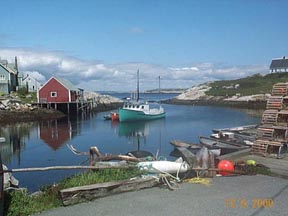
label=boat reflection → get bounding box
[117,119,165,157]
[118,121,149,138]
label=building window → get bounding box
[51,92,57,97]
[0,74,5,80]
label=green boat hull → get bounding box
[119,108,165,122]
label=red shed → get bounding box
[38,76,82,103]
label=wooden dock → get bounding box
[34,101,122,116]
[36,101,96,115]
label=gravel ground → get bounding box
[38,175,288,216]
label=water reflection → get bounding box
[0,123,32,164]
[39,118,76,150]
[118,121,149,138]
[0,117,82,164]
[117,119,165,156]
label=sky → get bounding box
[0,0,288,92]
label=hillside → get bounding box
[207,73,288,97]
[167,72,288,108]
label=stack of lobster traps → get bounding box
[252,83,288,158]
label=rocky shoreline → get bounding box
[0,92,123,125]
[0,108,66,124]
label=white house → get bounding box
[270,56,288,73]
[22,74,41,92]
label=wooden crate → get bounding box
[261,109,278,125]
[257,127,274,139]
[266,96,283,110]
[251,139,269,156]
[271,83,288,96]
[276,110,288,126]
[282,96,288,110]
[273,126,288,141]
[252,139,283,157]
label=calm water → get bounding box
[0,93,262,192]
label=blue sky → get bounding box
[1,0,288,91]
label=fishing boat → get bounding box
[119,70,165,122]
[199,136,249,155]
[170,140,221,156]
[119,102,165,122]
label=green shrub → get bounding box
[206,72,288,96]
[4,168,142,216]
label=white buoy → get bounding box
[137,160,190,174]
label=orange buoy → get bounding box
[217,160,234,176]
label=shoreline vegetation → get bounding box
[4,169,142,216]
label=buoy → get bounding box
[217,160,234,176]
[246,159,256,166]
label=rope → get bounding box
[183,171,211,186]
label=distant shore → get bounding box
[164,98,267,109]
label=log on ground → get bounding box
[59,176,160,206]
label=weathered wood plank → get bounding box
[59,176,160,206]
[4,162,136,173]
[176,147,197,166]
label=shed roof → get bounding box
[270,57,288,69]
[0,62,17,75]
[55,77,79,91]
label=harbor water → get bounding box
[0,93,262,192]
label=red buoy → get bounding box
[217,160,234,176]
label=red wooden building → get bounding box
[38,76,83,103]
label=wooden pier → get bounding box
[35,100,96,116]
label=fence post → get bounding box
[0,153,3,216]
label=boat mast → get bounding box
[158,75,161,93]
[136,69,139,101]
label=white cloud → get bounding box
[130,27,144,34]
[0,47,269,92]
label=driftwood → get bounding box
[67,145,146,165]
[59,176,160,206]
[2,162,136,173]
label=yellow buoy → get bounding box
[246,159,256,166]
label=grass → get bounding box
[4,168,142,216]
[16,87,37,103]
[206,72,288,97]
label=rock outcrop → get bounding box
[166,83,268,109]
